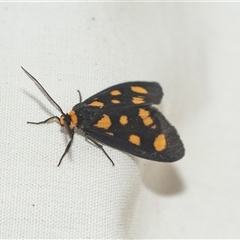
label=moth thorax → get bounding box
[59,110,78,129]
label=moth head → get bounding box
[59,110,78,129]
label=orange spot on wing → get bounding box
[138,108,153,126]
[132,97,145,104]
[129,134,141,146]
[119,115,128,125]
[94,114,112,130]
[139,108,149,118]
[88,101,104,108]
[110,90,121,96]
[131,86,148,94]
[144,117,153,126]
[154,134,166,151]
[112,99,120,104]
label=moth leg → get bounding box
[27,116,60,125]
[57,132,74,167]
[85,134,115,166]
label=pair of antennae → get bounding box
[22,66,74,167]
[21,66,64,115]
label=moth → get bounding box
[22,67,185,166]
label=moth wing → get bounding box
[82,81,163,109]
[82,106,184,162]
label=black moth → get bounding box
[22,67,185,166]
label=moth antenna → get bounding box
[21,66,65,115]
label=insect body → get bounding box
[22,67,185,166]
